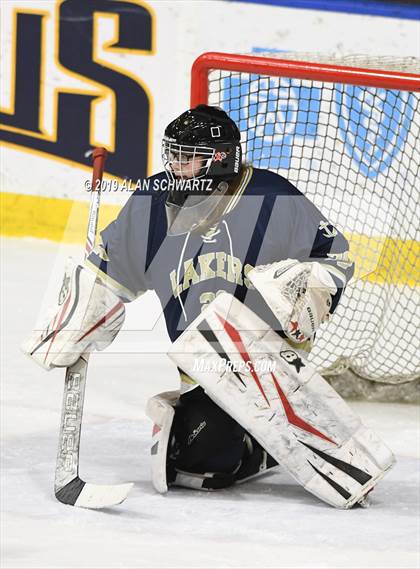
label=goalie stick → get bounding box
[54,148,134,509]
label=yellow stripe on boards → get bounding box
[347,233,419,287]
[0,192,121,243]
[1,192,418,286]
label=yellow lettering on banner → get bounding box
[0,1,155,175]
[0,8,50,137]
[91,8,155,159]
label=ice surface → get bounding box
[1,238,419,569]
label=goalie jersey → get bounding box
[87,167,354,343]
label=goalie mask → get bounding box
[162,105,242,236]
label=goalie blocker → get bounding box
[21,258,125,370]
[164,292,394,509]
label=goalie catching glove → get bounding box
[21,258,125,370]
[248,259,337,343]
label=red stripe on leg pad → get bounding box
[215,313,270,406]
[271,373,336,445]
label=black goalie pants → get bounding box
[169,386,247,476]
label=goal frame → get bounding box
[190,52,420,107]
[189,51,420,396]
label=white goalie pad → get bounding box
[146,391,180,494]
[248,259,338,342]
[168,292,395,509]
[21,258,125,370]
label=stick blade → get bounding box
[75,482,134,509]
[55,476,134,509]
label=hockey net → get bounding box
[191,52,420,401]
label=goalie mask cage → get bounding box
[191,52,420,396]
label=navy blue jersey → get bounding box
[87,167,353,342]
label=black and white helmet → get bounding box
[162,105,242,182]
[162,105,243,236]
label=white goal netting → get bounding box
[204,53,419,400]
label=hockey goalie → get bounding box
[22,105,395,508]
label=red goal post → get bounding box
[189,51,420,396]
[191,52,420,106]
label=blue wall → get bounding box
[232,0,420,20]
